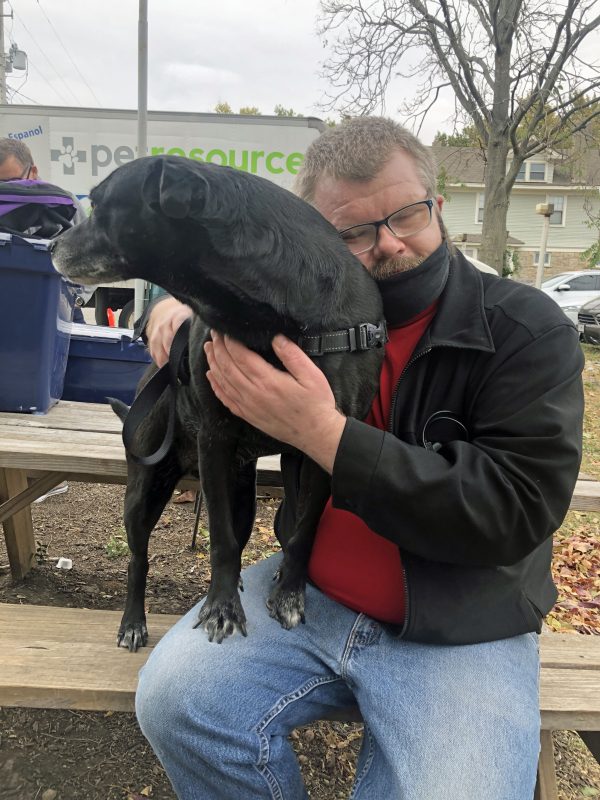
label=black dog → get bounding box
[52,155,385,649]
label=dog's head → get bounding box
[51,156,216,287]
[52,155,379,340]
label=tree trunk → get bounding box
[479,136,511,274]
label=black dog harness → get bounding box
[122,318,388,466]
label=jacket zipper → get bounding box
[386,346,432,433]
[388,346,433,639]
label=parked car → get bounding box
[541,270,600,324]
[578,295,600,345]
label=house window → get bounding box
[529,162,546,181]
[548,195,564,225]
[533,251,551,266]
[516,163,526,181]
[476,193,484,223]
[464,247,478,259]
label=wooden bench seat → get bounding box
[1,603,599,800]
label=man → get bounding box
[135,117,584,799]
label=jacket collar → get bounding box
[416,246,495,354]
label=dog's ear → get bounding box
[141,157,201,219]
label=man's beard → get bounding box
[370,254,425,281]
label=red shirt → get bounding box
[308,302,437,624]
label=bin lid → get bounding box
[0,231,51,250]
[69,322,137,343]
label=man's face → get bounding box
[312,148,444,280]
[0,155,38,181]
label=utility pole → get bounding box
[534,203,554,289]
[134,0,148,320]
[0,0,6,104]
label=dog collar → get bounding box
[298,320,388,357]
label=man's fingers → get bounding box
[206,334,251,402]
[271,335,327,387]
[206,369,243,417]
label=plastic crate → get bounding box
[0,233,76,413]
[62,323,152,405]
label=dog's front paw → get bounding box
[117,619,148,652]
[194,594,247,643]
[266,584,306,630]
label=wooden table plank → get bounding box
[540,634,600,669]
[570,479,600,513]
[540,669,600,730]
[0,427,122,447]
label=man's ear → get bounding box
[141,156,200,219]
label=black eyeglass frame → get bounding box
[338,198,435,255]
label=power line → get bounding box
[25,56,73,105]
[35,0,102,106]
[9,4,83,105]
[8,85,41,104]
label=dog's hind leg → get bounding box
[231,459,257,593]
[118,454,183,651]
[194,449,255,643]
[267,457,330,630]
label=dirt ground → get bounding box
[1,481,599,799]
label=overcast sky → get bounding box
[3,0,458,144]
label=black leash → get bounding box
[121,318,387,466]
[122,318,191,466]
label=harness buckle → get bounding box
[350,321,388,352]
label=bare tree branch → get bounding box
[318,0,600,272]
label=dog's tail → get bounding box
[107,397,130,423]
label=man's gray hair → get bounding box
[294,117,438,203]
[0,138,34,169]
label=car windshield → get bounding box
[542,273,572,288]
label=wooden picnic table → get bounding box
[0,400,282,580]
[1,399,599,582]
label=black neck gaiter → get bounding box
[376,242,450,327]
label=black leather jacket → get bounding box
[276,250,584,645]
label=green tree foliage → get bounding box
[274,104,302,117]
[433,126,481,148]
[214,102,261,115]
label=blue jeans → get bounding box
[136,554,540,800]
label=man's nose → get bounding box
[372,225,407,260]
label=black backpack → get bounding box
[0,179,79,239]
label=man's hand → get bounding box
[204,332,346,474]
[145,298,193,367]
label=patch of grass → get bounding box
[105,529,129,559]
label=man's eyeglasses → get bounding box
[338,199,434,256]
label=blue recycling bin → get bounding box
[0,233,76,413]
[62,322,152,405]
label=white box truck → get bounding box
[0,105,326,324]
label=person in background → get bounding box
[135,117,583,799]
[0,137,91,322]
